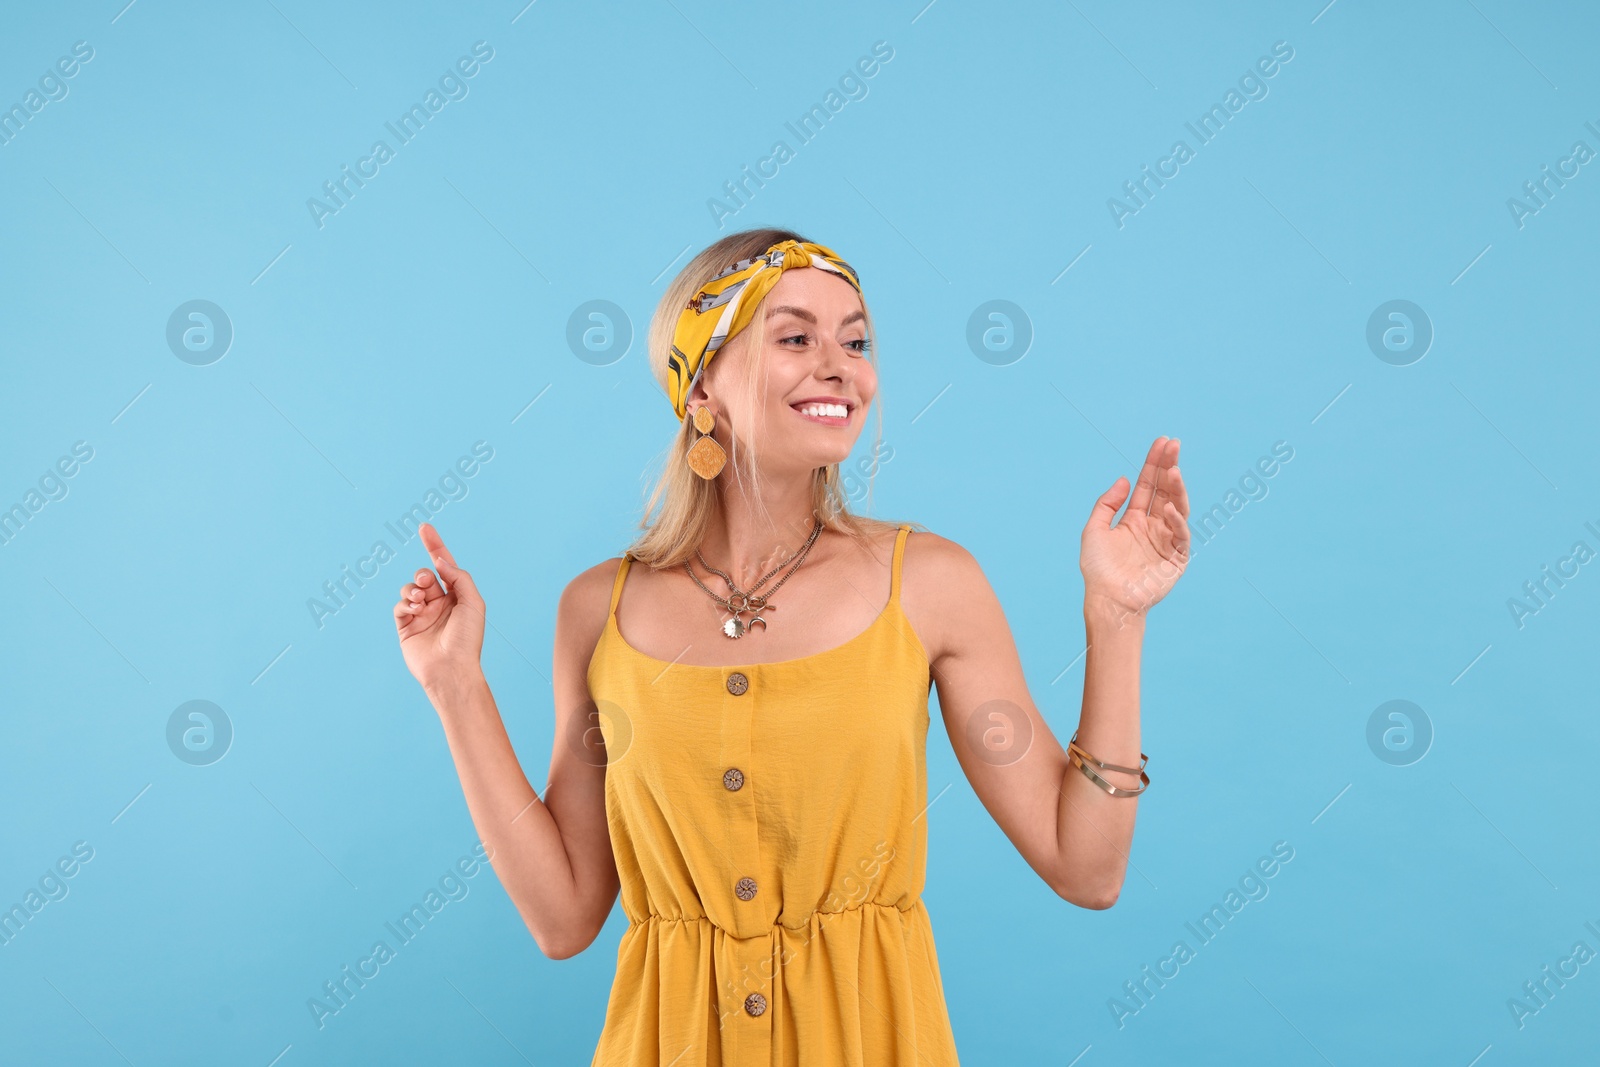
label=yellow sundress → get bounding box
[585,523,961,1065]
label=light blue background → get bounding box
[3,0,1597,1063]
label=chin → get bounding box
[783,441,856,472]
[772,415,864,468]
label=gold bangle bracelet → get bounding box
[1067,732,1149,798]
[1069,748,1149,797]
[1067,731,1148,775]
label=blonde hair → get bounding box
[626,227,906,569]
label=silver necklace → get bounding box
[685,518,825,638]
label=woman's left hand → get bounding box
[1080,436,1190,620]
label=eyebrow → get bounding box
[766,305,865,327]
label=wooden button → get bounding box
[726,672,749,696]
[744,991,767,1016]
[734,876,758,901]
[723,768,745,791]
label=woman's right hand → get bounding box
[394,522,486,695]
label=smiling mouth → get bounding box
[791,402,852,425]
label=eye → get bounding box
[779,333,870,354]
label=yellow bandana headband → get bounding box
[667,238,862,421]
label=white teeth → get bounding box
[796,403,848,418]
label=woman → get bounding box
[393,230,1190,1064]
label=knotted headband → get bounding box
[667,238,863,421]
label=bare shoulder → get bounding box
[898,525,993,667]
[554,556,625,669]
[900,526,988,604]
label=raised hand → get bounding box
[394,522,487,692]
[1080,436,1190,620]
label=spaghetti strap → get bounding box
[607,554,633,619]
[889,523,910,605]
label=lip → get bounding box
[790,397,854,426]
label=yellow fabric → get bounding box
[585,523,961,1065]
[667,238,862,422]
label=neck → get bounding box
[698,475,823,588]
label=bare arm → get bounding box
[395,523,619,959]
[912,437,1188,909]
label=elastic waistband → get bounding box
[627,898,922,934]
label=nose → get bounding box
[817,336,856,382]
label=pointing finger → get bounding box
[419,523,459,574]
[419,522,482,606]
